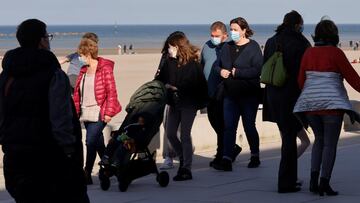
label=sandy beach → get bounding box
[1,50,360,154]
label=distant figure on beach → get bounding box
[201,21,241,168]
[350,40,353,47]
[129,44,134,54]
[155,31,186,170]
[294,19,360,196]
[118,44,122,55]
[72,36,122,185]
[59,32,99,91]
[262,10,311,193]
[155,33,208,181]
[123,44,127,54]
[0,19,89,202]
[355,42,359,50]
[212,17,263,171]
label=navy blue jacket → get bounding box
[214,40,263,98]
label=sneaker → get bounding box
[213,158,232,171]
[173,168,192,181]
[232,144,242,162]
[247,156,260,168]
[159,157,174,170]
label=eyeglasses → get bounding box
[44,34,54,41]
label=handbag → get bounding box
[260,38,288,87]
[79,73,100,122]
[80,105,101,122]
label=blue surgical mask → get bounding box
[299,25,304,33]
[230,31,240,42]
[210,37,222,46]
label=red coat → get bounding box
[73,57,121,120]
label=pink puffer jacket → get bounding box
[73,57,121,120]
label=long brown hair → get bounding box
[167,34,200,66]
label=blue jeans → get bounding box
[223,96,260,159]
[306,114,343,179]
[84,120,107,173]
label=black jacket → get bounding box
[214,40,263,99]
[155,57,208,109]
[262,28,311,131]
[0,47,82,159]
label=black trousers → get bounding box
[207,98,224,158]
[3,148,89,203]
[277,125,298,190]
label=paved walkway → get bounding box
[0,132,360,203]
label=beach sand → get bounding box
[1,50,360,154]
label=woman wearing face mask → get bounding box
[212,17,263,171]
[155,31,186,170]
[155,33,208,181]
[262,10,311,193]
[73,38,122,184]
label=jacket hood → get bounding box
[2,47,59,76]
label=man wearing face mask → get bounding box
[0,19,89,202]
[201,21,242,167]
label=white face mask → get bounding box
[168,45,178,58]
[211,37,222,46]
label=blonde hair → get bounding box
[168,34,200,66]
[78,38,98,59]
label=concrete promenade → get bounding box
[0,131,359,203]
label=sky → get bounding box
[0,0,359,25]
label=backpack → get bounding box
[260,38,287,87]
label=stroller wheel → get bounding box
[157,171,169,187]
[118,180,129,192]
[99,168,111,191]
[100,178,111,191]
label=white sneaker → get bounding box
[159,157,174,170]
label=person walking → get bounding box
[201,21,243,167]
[262,10,311,193]
[0,19,89,202]
[212,17,263,171]
[156,33,208,181]
[155,31,186,170]
[73,37,121,184]
[59,33,99,91]
[294,19,360,196]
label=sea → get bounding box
[1,24,360,51]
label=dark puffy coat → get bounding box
[73,57,121,120]
[262,28,311,131]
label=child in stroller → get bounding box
[101,114,148,168]
[98,80,169,192]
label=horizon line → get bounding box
[1,23,360,26]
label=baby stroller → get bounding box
[98,80,169,192]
